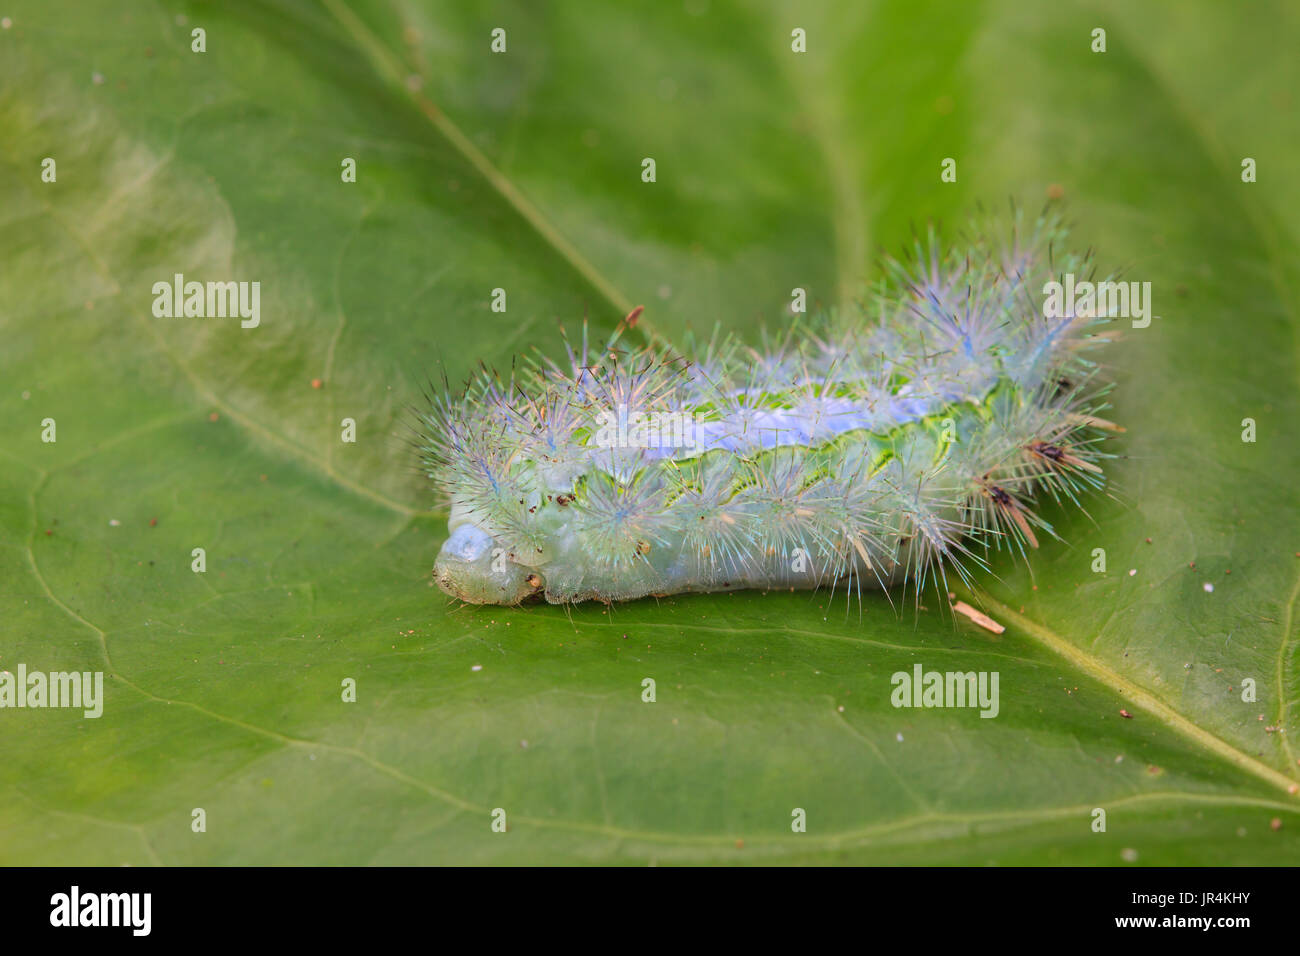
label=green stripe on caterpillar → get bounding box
[419,210,1122,606]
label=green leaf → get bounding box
[2,0,1297,864]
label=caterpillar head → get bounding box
[434,522,545,605]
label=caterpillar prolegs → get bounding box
[420,212,1120,607]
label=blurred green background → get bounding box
[1,0,1297,864]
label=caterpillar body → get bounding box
[421,212,1120,607]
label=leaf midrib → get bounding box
[960,587,1300,796]
[317,0,643,332]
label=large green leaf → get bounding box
[2,0,1297,864]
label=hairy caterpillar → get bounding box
[420,211,1121,607]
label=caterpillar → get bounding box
[419,210,1121,607]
